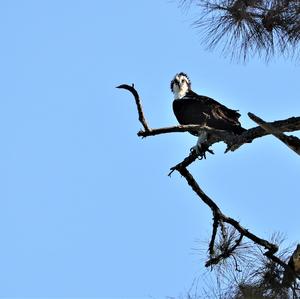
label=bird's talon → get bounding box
[207,148,215,155]
[190,143,213,160]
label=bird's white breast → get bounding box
[173,84,189,99]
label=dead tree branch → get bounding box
[117,83,298,280]
[168,151,199,176]
[248,112,300,155]
[209,216,220,255]
[116,84,150,132]
[176,166,287,269]
[117,84,300,154]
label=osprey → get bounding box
[171,72,245,157]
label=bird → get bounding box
[171,72,246,157]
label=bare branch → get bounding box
[248,112,300,155]
[168,151,199,176]
[137,116,300,152]
[137,124,212,137]
[225,115,300,152]
[117,84,300,154]
[116,84,150,132]
[118,83,297,277]
[176,166,288,269]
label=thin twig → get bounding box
[206,233,244,267]
[116,84,150,132]
[209,216,220,255]
[137,124,213,137]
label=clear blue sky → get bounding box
[0,0,299,298]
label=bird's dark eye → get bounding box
[181,79,185,83]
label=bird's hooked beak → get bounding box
[171,79,179,92]
[174,79,179,86]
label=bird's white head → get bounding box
[170,72,191,99]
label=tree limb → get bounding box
[117,84,300,154]
[168,151,199,176]
[118,83,297,276]
[248,112,300,155]
[208,216,220,256]
[116,84,150,132]
[177,166,287,269]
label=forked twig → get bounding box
[248,112,300,155]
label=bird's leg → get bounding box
[190,131,214,159]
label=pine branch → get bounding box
[180,0,300,60]
[206,232,244,267]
